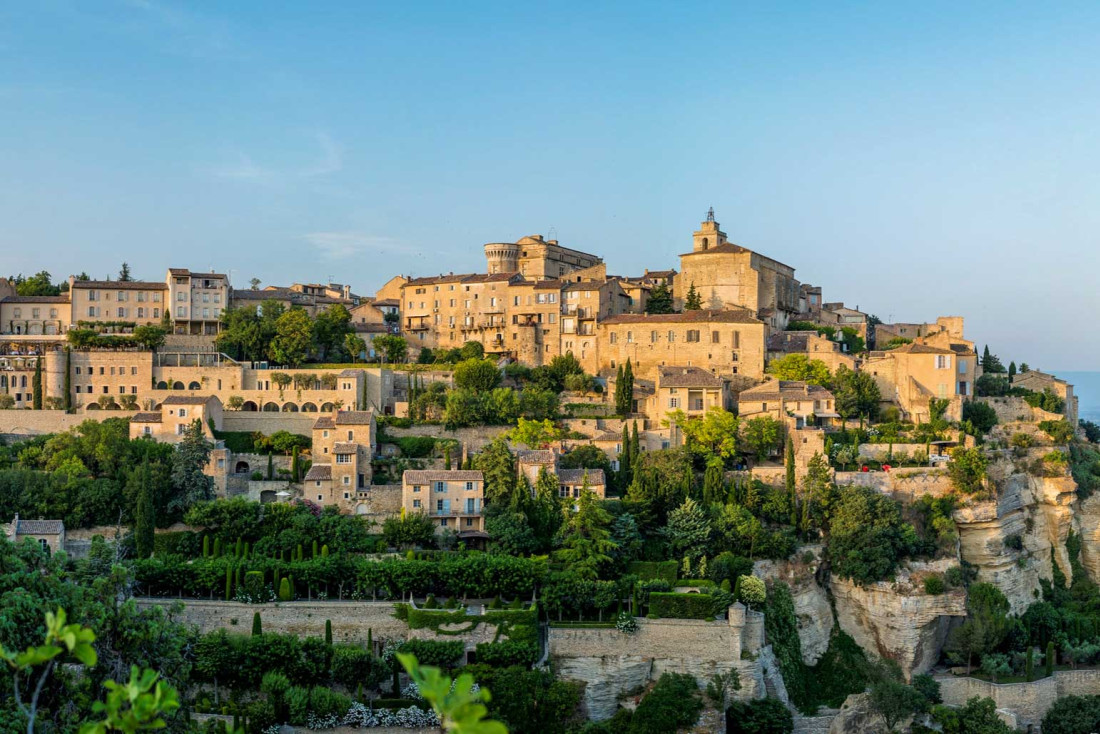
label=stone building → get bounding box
[4,515,65,554]
[1011,370,1078,426]
[129,395,224,442]
[515,449,608,500]
[674,210,800,327]
[402,469,486,536]
[229,281,357,319]
[0,295,70,335]
[737,380,838,428]
[766,330,857,373]
[305,411,377,507]
[874,316,964,347]
[645,365,729,422]
[69,279,167,328]
[167,269,228,336]
[594,309,767,380]
[483,234,602,280]
[863,342,978,423]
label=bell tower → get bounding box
[692,207,727,252]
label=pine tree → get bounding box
[665,496,711,563]
[555,479,616,580]
[132,461,156,559]
[529,467,564,551]
[1026,647,1034,681]
[252,612,262,636]
[684,282,702,310]
[645,283,674,314]
[619,424,632,491]
[32,356,42,410]
[1009,361,1017,379]
[119,262,133,281]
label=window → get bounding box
[668,397,680,408]
[75,367,82,375]
[318,495,323,501]
[117,307,126,317]
[153,308,160,318]
[732,331,740,349]
[437,499,445,511]
[177,306,185,317]
[177,292,186,301]
[435,481,445,493]
[412,485,421,493]
[413,499,421,508]
[626,331,633,343]
[131,366,137,375]
[178,408,188,418]
[935,355,951,369]
[712,331,720,343]
[343,476,350,485]
[686,330,700,342]
[959,360,968,373]
[650,330,658,343]
[336,454,351,464]
[153,292,161,302]
[88,306,97,317]
[610,333,618,345]
[465,481,474,491]
[31,308,40,318]
[466,518,474,527]
[137,307,144,318]
[668,330,676,342]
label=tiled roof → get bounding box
[313,416,336,430]
[592,431,623,442]
[657,365,723,389]
[169,269,227,279]
[71,280,167,290]
[162,396,212,405]
[532,279,564,290]
[642,270,676,278]
[558,468,606,485]
[338,369,361,377]
[516,449,556,463]
[334,442,359,455]
[601,309,762,325]
[680,243,751,257]
[304,464,332,481]
[405,273,478,286]
[562,280,604,292]
[373,298,399,307]
[889,343,954,355]
[15,518,64,535]
[1,295,70,303]
[403,470,484,484]
[334,411,374,425]
[738,380,834,402]
[130,412,163,423]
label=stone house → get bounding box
[1012,370,1078,426]
[863,342,978,423]
[874,316,964,347]
[167,269,228,336]
[483,234,602,280]
[129,395,224,442]
[305,411,377,508]
[4,515,65,554]
[515,449,608,501]
[0,295,71,336]
[69,279,168,329]
[766,330,857,374]
[402,469,486,537]
[737,380,838,428]
[645,365,729,421]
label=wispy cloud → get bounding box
[303,232,430,260]
[208,132,344,184]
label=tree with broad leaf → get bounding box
[397,653,507,733]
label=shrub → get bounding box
[628,560,678,584]
[726,698,794,734]
[737,575,767,609]
[630,673,703,734]
[475,640,538,668]
[1041,420,1075,444]
[1011,432,1036,449]
[648,592,716,619]
[924,575,946,595]
[398,639,463,668]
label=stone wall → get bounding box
[548,609,766,721]
[136,599,409,643]
[857,443,928,460]
[384,424,508,455]
[221,412,318,435]
[937,670,1100,731]
[835,467,953,500]
[0,408,138,438]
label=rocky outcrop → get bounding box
[954,464,1076,615]
[831,567,966,680]
[755,546,833,666]
[826,694,879,734]
[1075,492,1100,583]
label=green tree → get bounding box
[766,354,832,387]
[454,358,502,392]
[683,282,702,310]
[944,583,1010,673]
[933,695,1013,734]
[63,348,72,412]
[131,461,156,559]
[312,304,353,361]
[373,334,408,364]
[12,270,60,296]
[1041,695,1100,734]
[508,417,563,449]
[118,262,133,281]
[475,438,517,506]
[527,467,564,550]
[741,416,783,462]
[869,676,929,732]
[382,510,437,549]
[269,308,314,366]
[344,333,367,362]
[726,698,793,734]
[555,485,616,579]
[664,497,711,564]
[252,612,262,636]
[132,325,167,350]
[947,447,988,495]
[670,406,740,462]
[827,485,916,585]
[615,360,634,415]
[834,366,882,427]
[32,357,43,409]
[397,653,507,734]
[702,458,726,506]
[645,283,674,314]
[168,419,214,515]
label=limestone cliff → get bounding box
[831,564,967,679]
[755,546,832,666]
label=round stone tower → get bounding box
[43,348,67,404]
[484,242,521,274]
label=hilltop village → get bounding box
[2,212,1098,734]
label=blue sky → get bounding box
[2,1,1099,369]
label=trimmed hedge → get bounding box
[398,639,464,668]
[628,561,678,584]
[475,640,538,668]
[647,592,716,620]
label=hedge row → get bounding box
[628,561,678,584]
[647,592,718,620]
[134,553,548,600]
[475,640,539,668]
[398,639,464,668]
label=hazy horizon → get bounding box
[3,2,1099,368]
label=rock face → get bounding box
[831,571,966,680]
[954,464,1076,615]
[826,694,880,734]
[1075,492,1100,583]
[755,546,833,666]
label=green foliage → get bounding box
[614,360,634,416]
[827,485,917,585]
[683,282,702,311]
[373,334,409,364]
[627,561,678,584]
[1028,389,1066,414]
[628,672,703,733]
[1041,695,1100,734]
[945,583,1011,673]
[947,447,989,495]
[741,416,783,462]
[924,575,946,595]
[454,358,503,392]
[556,487,617,580]
[399,639,464,668]
[397,653,507,734]
[647,592,719,619]
[1040,419,1075,443]
[726,698,793,734]
[670,407,740,464]
[962,401,998,435]
[932,696,1014,734]
[383,511,438,549]
[663,497,711,562]
[833,365,881,424]
[645,283,674,314]
[474,640,538,668]
[766,354,832,386]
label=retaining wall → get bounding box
[221,412,318,435]
[0,408,138,438]
[937,669,1100,731]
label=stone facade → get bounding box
[937,670,1100,732]
[864,341,979,423]
[402,470,486,535]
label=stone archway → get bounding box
[301,402,318,412]
[241,400,258,412]
[282,402,299,412]
[262,402,279,412]
[172,381,184,390]
[320,402,335,412]
[235,461,250,473]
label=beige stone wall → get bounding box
[136,599,409,643]
[0,408,139,439]
[936,670,1100,731]
[69,350,155,409]
[70,285,166,327]
[220,412,319,435]
[594,319,767,380]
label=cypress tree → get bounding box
[322,544,329,557]
[622,360,634,415]
[202,535,210,558]
[702,459,724,506]
[235,566,241,590]
[267,453,274,480]
[132,462,156,559]
[252,612,262,636]
[1026,647,1034,681]
[444,445,451,470]
[1046,641,1056,676]
[1009,361,1017,379]
[225,567,232,600]
[235,537,243,557]
[62,348,72,412]
[367,628,373,652]
[297,544,304,562]
[613,364,624,415]
[32,356,42,410]
[325,619,333,646]
[213,537,222,558]
[279,577,291,601]
[785,440,797,527]
[291,446,300,482]
[619,424,631,491]
[312,540,319,558]
[631,421,640,463]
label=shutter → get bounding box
[443,499,451,514]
